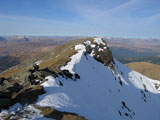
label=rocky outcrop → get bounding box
[0,63,81,110]
[85,45,92,54]
[58,70,81,81]
[59,70,73,79]
[93,44,113,66]
[0,78,23,109]
[0,76,45,110]
[0,64,47,110]
[84,38,115,70]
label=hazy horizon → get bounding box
[0,0,160,38]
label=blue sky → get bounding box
[0,0,160,38]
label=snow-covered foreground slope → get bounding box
[35,38,160,120]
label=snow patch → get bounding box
[35,61,42,65]
[0,104,48,120]
[61,44,86,73]
[42,76,59,87]
[84,41,91,45]
[98,48,104,52]
[94,37,105,45]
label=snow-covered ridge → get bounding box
[1,37,160,120]
[61,44,86,74]
[61,37,112,73]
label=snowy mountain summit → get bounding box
[1,37,160,120]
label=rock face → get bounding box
[93,43,114,66]
[84,38,115,70]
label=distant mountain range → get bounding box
[105,37,160,53]
[0,35,87,42]
[0,36,87,72]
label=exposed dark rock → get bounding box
[125,113,129,116]
[0,81,23,109]
[60,70,73,79]
[0,66,45,109]
[121,101,133,113]
[154,83,160,89]
[33,64,39,71]
[14,85,45,104]
[26,65,58,85]
[0,77,6,84]
[39,68,58,78]
[59,81,63,86]
[118,110,122,116]
[74,73,80,80]
[0,77,11,86]
[122,101,126,106]
[58,72,64,78]
[94,48,113,66]
[28,69,35,73]
[7,83,23,93]
[28,74,38,84]
[118,76,123,86]
[143,84,148,92]
[85,45,92,54]
[83,39,115,71]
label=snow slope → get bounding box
[36,38,160,120]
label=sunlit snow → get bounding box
[36,38,160,120]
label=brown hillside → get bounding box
[126,62,160,80]
[0,37,93,78]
